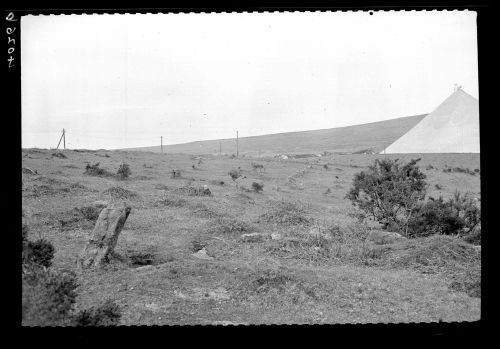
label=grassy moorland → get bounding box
[124,114,426,156]
[21,148,480,325]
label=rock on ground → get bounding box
[192,248,214,260]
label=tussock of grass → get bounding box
[190,203,221,218]
[386,235,481,297]
[157,195,188,207]
[154,183,170,190]
[234,266,322,307]
[175,185,212,197]
[385,235,480,272]
[264,224,375,265]
[101,186,138,200]
[206,217,254,235]
[258,200,312,226]
[57,205,103,230]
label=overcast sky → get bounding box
[21,11,478,149]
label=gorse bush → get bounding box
[85,162,112,177]
[116,163,131,179]
[228,169,242,181]
[22,224,55,268]
[407,197,465,237]
[346,158,427,236]
[73,300,121,326]
[22,224,122,326]
[23,238,55,268]
[407,191,481,238]
[252,182,264,193]
[22,268,79,326]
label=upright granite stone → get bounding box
[77,202,131,269]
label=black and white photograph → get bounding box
[19,9,481,326]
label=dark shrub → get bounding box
[85,163,112,177]
[407,192,481,238]
[22,268,79,326]
[346,158,427,236]
[24,239,55,268]
[127,251,157,266]
[435,184,443,190]
[228,169,241,181]
[22,226,55,269]
[116,163,131,180]
[449,191,481,232]
[252,182,264,193]
[407,197,465,237]
[73,300,121,326]
[171,169,181,178]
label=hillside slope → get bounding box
[125,114,426,156]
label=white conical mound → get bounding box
[382,89,479,153]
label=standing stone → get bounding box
[77,202,131,269]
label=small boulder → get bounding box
[241,232,269,242]
[91,200,109,209]
[271,232,282,240]
[192,248,214,260]
[367,230,406,245]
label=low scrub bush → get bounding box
[22,224,122,326]
[126,250,158,266]
[171,169,181,178]
[252,182,264,193]
[228,169,242,181]
[22,227,55,268]
[407,191,480,238]
[22,268,79,326]
[73,300,121,326]
[116,163,131,180]
[85,162,113,177]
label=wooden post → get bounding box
[63,129,66,149]
[56,129,65,150]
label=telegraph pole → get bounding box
[236,131,239,157]
[63,129,66,149]
[56,129,65,150]
[161,136,163,153]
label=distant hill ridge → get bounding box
[124,114,427,156]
